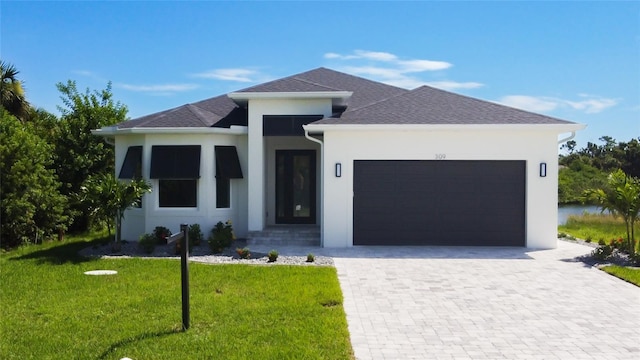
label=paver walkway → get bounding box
[253,241,640,359]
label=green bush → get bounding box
[268,249,278,262]
[558,232,567,238]
[591,244,614,261]
[188,223,203,246]
[236,247,251,259]
[138,233,156,254]
[306,253,315,263]
[153,226,171,245]
[208,221,234,253]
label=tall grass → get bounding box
[558,212,639,244]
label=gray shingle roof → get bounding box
[237,68,408,110]
[314,85,574,125]
[115,67,575,129]
[118,95,242,128]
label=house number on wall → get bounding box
[435,154,446,160]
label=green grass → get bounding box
[0,234,353,359]
[601,266,640,286]
[558,212,639,244]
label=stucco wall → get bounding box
[321,128,560,249]
[116,132,248,241]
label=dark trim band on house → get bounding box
[150,145,201,179]
[263,115,324,136]
[118,146,143,179]
[215,146,243,179]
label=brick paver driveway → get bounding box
[331,241,640,359]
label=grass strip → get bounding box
[601,265,640,287]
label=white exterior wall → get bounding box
[246,98,332,231]
[321,129,560,249]
[116,132,248,241]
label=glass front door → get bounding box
[276,150,316,224]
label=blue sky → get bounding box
[2,1,639,149]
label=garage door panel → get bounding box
[354,160,525,246]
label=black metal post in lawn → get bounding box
[180,223,190,330]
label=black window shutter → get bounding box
[150,145,201,179]
[119,146,143,179]
[215,146,243,179]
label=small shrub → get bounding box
[208,220,234,253]
[566,234,576,240]
[153,226,172,245]
[188,224,203,246]
[306,253,315,263]
[591,244,614,261]
[558,232,567,238]
[236,247,251,259]
[268,249,278,262]
[598,239,606,246]
[139,233,156,254]
[585,236,593,243]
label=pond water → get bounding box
[558,204,601,225]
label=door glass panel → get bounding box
[276,153,286,218]
[275,150,316,224]
[292,155,311,218]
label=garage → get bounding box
[353,160,526,246]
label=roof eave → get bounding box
[303,123,587,133]
[91,125,248,136]
[228,91,353,106]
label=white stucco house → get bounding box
[93,68,584,248]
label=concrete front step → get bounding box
[246,226,320,246]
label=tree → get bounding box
[54,80,127,231]
[0,109,68,247]
[0,60,31,121]
[583,169,640,254]
[80,173,151,249]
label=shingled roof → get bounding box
[115,67,574,129]
[314,85,575,125]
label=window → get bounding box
[151,145,201,208]
[216,178,231,208]
[158,180,197,208]
[215,146,243,209]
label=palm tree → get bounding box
[1,60,31,120]
[584,169,640,254]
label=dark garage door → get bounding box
[353,160,525,246]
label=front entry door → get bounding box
[276,150,316,224]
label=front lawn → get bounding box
[0,235,353,359]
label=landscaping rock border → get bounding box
[78,239,334,266]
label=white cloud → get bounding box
[398,59,451,72]
[118,83,199,92]
[498,95,559,112]
[353,50,398,62]
[425,81,484,91]
[565,96,618,114]
[498,94,618,114]
[324,49,472,90]
[192,68,258,82]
